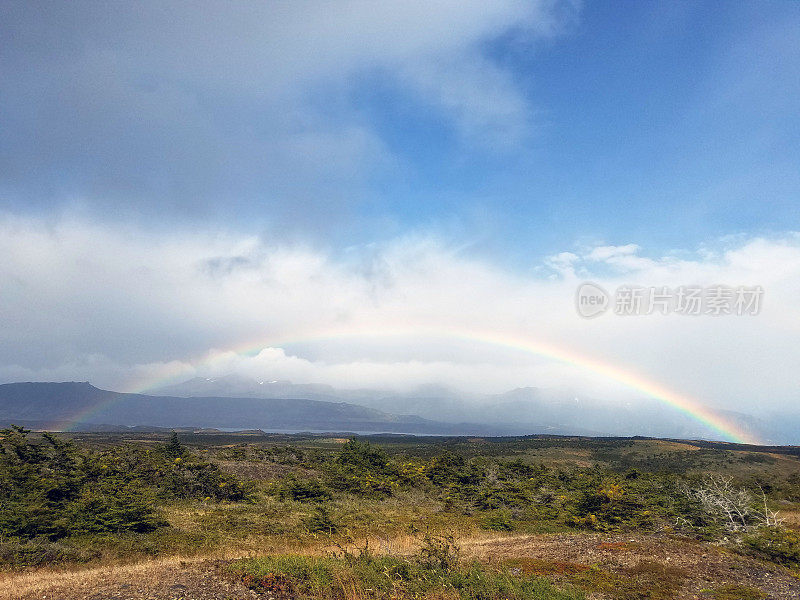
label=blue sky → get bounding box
[353,1,800,261]
[2,1,798,261]
[1,1,799,419]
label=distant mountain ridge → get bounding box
[0,381,562,435]
[0,381,432,432]
[0,378,781,442]
[149,375,771,443]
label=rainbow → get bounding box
[61,326,760,444]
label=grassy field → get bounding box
[2,428,800,599]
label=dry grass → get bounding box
[0,540,319,599]
[0,529,519,599]
[4,530,800,599]
[0,555,193,599]
[781,509,800,530]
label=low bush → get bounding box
[0,538,101,568]
[0,427,247,542]
[0,427,166,540]
[278,475,333,502]
[481,509,515,531]
[708,583,766,600]
[304,506,338,534]
[325,438,405,496]
[571,561,688,600]
[742,526,800,566]
[229,544,584,600]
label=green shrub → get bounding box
[163,431,185,459]
[0,538,101,568]
[326,438,404,496]
[0,427,166,540]
[426,452,483,490]
[157,452,250,501]
[475,481,532,510]
[709,583,766,600]
[278,476,333,502]
[66,478,166,534]
[417,533,460,570]
[742,526,800,566]
[304,506,338,534]
[0,426,249,542]
[481,509,515,531]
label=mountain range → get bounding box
[0,381,586,436]
[0,376,788,443]
[151,374,770,442]
[0,381,433,433]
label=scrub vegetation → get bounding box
[2,428,800,599]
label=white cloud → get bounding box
[397,52,532,147]
[1,216,799,415]
[586,244,640,262]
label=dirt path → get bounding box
[2,533,799,600]
[0,557,256,600]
